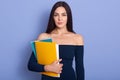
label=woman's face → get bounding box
[53,7,67,28]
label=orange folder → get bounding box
[35,41,60,77]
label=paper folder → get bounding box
[31,38,52,58]
[31,39,60,77]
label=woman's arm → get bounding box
[28,33,63,73]
[28,52,45,72]
[75,46,84,80]
[75,34,85,80]
[28,52,63,73]
[28,33,49,72]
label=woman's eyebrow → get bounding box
[54,12,66,14]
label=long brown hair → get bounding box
[46,1,75,33]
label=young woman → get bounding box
[28,1,84,80]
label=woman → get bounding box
[28,1,84,80]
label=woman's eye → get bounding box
[62,14,67,16]
[63,14,67,16]
[54,14,58,16]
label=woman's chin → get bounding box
[56,25,66,28]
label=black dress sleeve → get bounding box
[27,52,45,72]
[75,46,85,80]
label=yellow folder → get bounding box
[35,41,60,77]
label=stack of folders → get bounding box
[31,38,60,77]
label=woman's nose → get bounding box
[58,16,62,21]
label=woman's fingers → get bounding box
[54,59,62,64]
[45,59,63,74]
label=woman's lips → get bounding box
[57,22,63,25]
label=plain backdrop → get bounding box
[0,0,120,80]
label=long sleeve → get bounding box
[75,46,84,80]
[27,52,45,72]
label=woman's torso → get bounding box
[39,32,83,80]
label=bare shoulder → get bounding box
[74,34,84,45]
[37,33,50,40]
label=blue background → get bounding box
[0,0,120,80]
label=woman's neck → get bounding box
[51,27,69,35]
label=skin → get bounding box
[37,7,84,74]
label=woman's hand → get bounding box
[44,59,63,74]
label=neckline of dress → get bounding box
[58,44,84,46]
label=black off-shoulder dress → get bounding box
[28,45,84,80]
